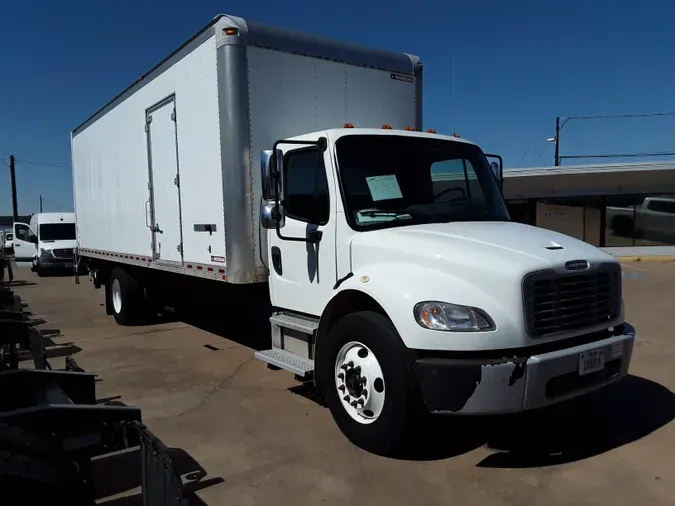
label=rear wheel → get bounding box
[109,267,146,325]
[317,311,418,455]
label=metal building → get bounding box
[503,162,675,257]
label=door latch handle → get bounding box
[152,224,163,234]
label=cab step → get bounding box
[254,348,314,378]
[269,312,319,335]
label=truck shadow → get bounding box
[93,445,223,505]
[396,375,675,465]
[180,301,274,352]
[4,279,38,287]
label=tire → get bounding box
[316,311,418,455]
[109,267,145,325]
[0,423,53,456]
[0,451,87,505]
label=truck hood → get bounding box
[40,239,77,250]
[349,221,615,279]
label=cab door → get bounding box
[267,147,337,316]
[12,222,38,267]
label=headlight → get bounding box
[414,301,495,332]
[40,248,51,254]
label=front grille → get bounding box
[52,248,73,259]
[523,263,622,338]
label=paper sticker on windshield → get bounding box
[366,175,403,201]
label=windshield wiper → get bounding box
[358,207,421,217]
[359,210,405,217]
[356,208,419,226]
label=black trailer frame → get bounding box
[0,280,188,505]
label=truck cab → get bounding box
[13,212,77,275]
[256,126,634,453]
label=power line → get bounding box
[14,158,71,169]
[517,144,531,168]
[560,151,675,160]
[565,111,675,121]
[39,196,71,212]
[532,141,545,165]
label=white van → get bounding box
[13,212,77,275]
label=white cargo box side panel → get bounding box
[247,46,417,266]
[72,36,225,265]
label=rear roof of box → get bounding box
[72,14,420,137]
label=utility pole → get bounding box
[40,195,43,213]
[554,117,560,166]
[9,155,18,222]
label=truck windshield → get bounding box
[39,223,76,241]
[335,135,509,231]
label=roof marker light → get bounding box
[426,128,437,134]
[404,126,415,131]
[344,123,354,128]
[224,27,239,36]
[382,124,392,129]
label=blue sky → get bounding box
[2,0,675,214]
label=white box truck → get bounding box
[72,14,635,454]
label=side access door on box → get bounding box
[146,96,184,265]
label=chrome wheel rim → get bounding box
[334,341,385,424]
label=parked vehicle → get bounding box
[71,14,635,454]
[2,232,13,254]
[13,212,76,275]
[607,195,675,239]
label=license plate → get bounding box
[579,349,605,376]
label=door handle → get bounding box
[152,223,163,234]
[271,246,282,275]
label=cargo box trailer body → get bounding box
[72,15,634,455]
[72,14,421,284]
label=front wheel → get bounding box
[317,311,418,455]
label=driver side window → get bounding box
[284,149,330,225]
[430,159,480,202]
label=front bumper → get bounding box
[413,324,635,414]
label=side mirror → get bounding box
[261,149,285,201]
[260,201,286,230]
[485,154,504,192]
[30,235,38,244]
[490,161,501,184]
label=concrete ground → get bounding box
[7,260,675,506]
